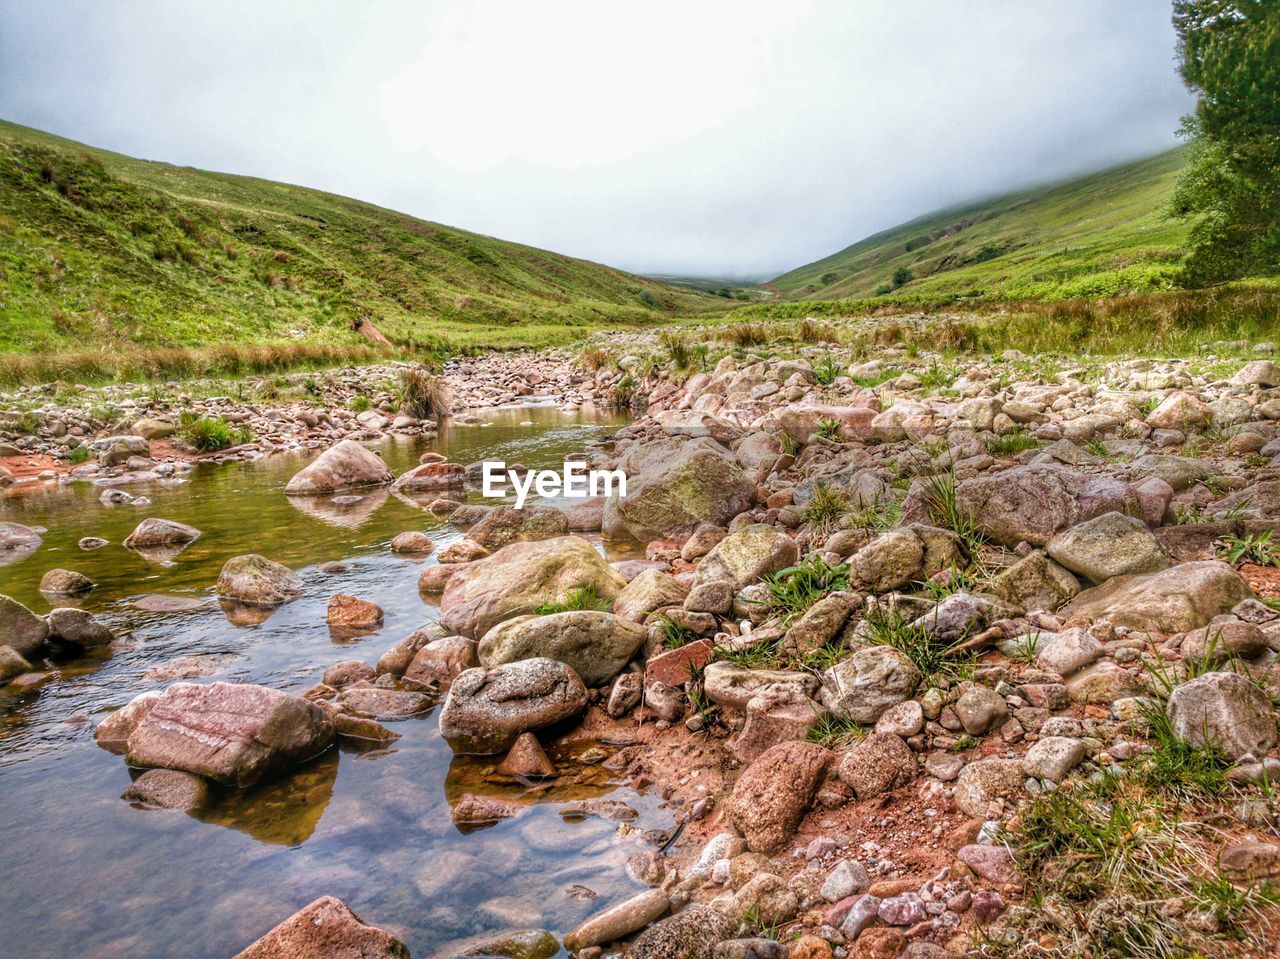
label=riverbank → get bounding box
[4,321,1280,957]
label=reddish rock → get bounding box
[233,896,408,958]
[451,792,524,828]
[391,461,465,491]
[327,594,384,630]
[498,731,556,779]
[418,564,460,593]
[122,768,209,811]
[125,682,334,787]
[644,639,714,688]
[789,935,834,959]
[404,636,478,686]
[729,740,832,853]
[852,927,905,959]
[1219,840,1280,881]
[390,531,435,554]
[957,844,1019,883]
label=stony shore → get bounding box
[5,321,1280,957]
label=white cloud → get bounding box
[0,0,1192,277]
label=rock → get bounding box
[1022,736,1086,782]
[776,403,877,443]
[390,531,435,554]
[132,417,176,439]
[233,896,408,958]
[439,657,589,754]
[95,691,161,753]
[1066,660,1136,704]
[645,639,715,688]
[323,661,375,687]
[468,505,570,550]
[1145,391,1210,430]
[848,525,965,593]
[953,685,1008,735]
[726,872,798,925]
[0,644,33,682]
[392,461,466,491]
[604,444,756,542]
[498,731,556,779]
[1035,627,1102,677]
[1166,671,1278,762]
[284,440,393,495]
[79,536,109,550]
[0,594,49,657]
[122,768,208,811]
[445,928,558,959]
[405,636,478,686]
[988,551,1081,612]
[693,523,799,590]
[645,681,685,721]
[438,539,490,564]
[953,758,1025,817]
[837,733,917,798]
[954,464,1139,547]
[46,606,114,646]
[338,687,432,719]
[477,610,646,686]
[956,844,1018,884]
[613,568,688,622]
[785,592,859,651]
[703,661,818,711]
[1064,561,1252,632]
[217,554,305,606]
[126,682,334,787]
[1231,360,1280,387]
[564,889,671,951]
[93,434,149,466]
[729,741,832,853]
[326,594,383,629]
[1207,479,1280,521]
[1219,841,1280,882]
[39,568,94,595]
[728,690,821,764]
[850,927,904,959]
[122,517,201,549]
[819,646,921,723]
[418,564,459,593]
[1181,620,1269,663]
[627,904,734,959]
[713,939,786,959]
[878,892,926,926]
[451,792,524,828]
[1045,512,1170,583]
[440,537,627,639]
[909,591,1009,644]
[874,699,924,738]
[821,859,870,903]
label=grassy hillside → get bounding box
[771,148,1190,302]
[0,120,715,362]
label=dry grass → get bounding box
[0,341,382,388]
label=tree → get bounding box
[1170,1,1280,285]
[891,266,913,288]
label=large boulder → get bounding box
[233,896,408,959]
[125,682,334,787]
[477,610,647,686]
[954,464,1140,547]
[122,518,201,550]
[439,657,589,754]
[728,740,831,853]
[391,461,465,491]
[1166,672,1278,762]
[819,646,921,724]
[283,440,393,495]
[47,606,114,647]
[0,594,50,657]
[216,554,305,606]
[603,444,755,542]
[1046,512,1170,583]
[467,505,570,550]
[0,522,42,560]
[988,551,1081,613]
[693,523,799,590]
[1063,560,1252,632]
[439,536,626,639]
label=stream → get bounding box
[0,404,673,959]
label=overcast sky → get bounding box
[0,1,1192,279]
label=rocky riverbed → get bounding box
[4,323,1280,958]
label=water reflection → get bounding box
[0,405,668,958]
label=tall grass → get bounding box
[0,341,382,388]
[396,367,449,421]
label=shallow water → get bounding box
[0,404,672,959]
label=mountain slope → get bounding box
[0,120,713,355]
[771,148,1189,302]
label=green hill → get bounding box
[771,148,1190,302]
[0,119,714,359]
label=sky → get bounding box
[0,1,1193,280]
